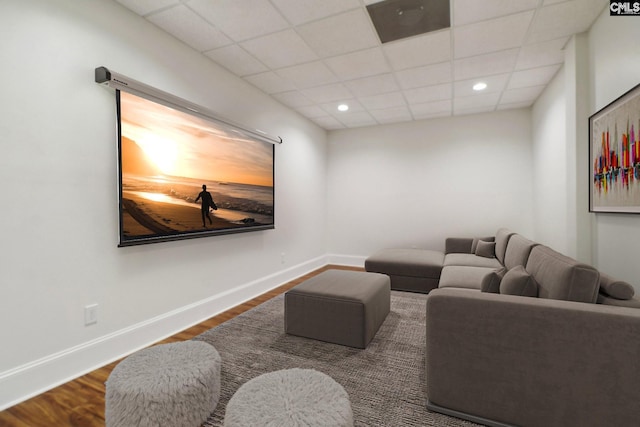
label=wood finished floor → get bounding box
[0,265,362,427]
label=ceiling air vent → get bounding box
[367,0,450,44]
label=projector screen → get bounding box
[116,89,275,246]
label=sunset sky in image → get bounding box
[119,91,273,187]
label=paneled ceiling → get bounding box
[114,0,607,130]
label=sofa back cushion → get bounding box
[525,245,599,303]
[503,234,538,270]
[494,228,516,265]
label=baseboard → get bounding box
[0,255,328,411]
[327,253,367,268]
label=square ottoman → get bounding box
[285,270,390,349]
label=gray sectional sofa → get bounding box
[365,228,640,427]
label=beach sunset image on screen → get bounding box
[117,90,274,245]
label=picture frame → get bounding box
[589,82,640,213]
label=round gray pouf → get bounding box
[224,368,353,427]
[105,341,221,427]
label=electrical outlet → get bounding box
[85,304,98,326]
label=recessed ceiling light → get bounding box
[473,82,487,91]
[337,104,349,112]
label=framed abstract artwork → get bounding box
[589,82,640,213]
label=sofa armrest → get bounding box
[426,288,640,427]
[445,237,473,254]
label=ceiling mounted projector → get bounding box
[367,0,450,44]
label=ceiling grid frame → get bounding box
[116,0,608,130]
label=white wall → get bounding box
[531,33,592,262]
[588,12,640,290]
[564,34,592,264]
[530,9,640,290]
[0,0,327,409]
[327,110,534,260]
[531,67,568,253]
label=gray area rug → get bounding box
[196,291,480,426]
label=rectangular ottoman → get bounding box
[285,270,391,349]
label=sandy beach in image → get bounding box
[121,191,243,238]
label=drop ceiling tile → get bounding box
[312,116,345,130]
[382,30,451,70]
[244,71,296,94]
[455,105,496,116]
[302,83,352,103]
[369,106,413,124]
[187,0,289,42]
[508,64,561,89]
[297,9,379,58]
[500,85,545,104]
[454,73,510,97]
[271,0,360,26]
[404,83,452,104]
[454,11,534,58]
[325,48,390,81]
[117,0,179,16]
[205,45,268,76]
[526,0,607,44]
[515,37,567,70]
[453,0,539,26]
[454,92,500,111]
[453,48,519,81]
[410,100,452,119]
[147,5,231,51]
[240,30,318,69]
[296,105,330,118]
[336,111,377,128]
[272,91,314,108]
[359,92,407,110]
[343,74,400,97]
[497,101,532,110]
[396,62,452,90]
[276,61,338,89]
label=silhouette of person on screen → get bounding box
[195,184,217,227]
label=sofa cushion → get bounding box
[494,228,516,265]
[475,241,496,258]
[480,268,506,293]
[500,266,538,297]
[525,245,599,303]
[599,272,634,300]
[365,248,444,279]
[503,234,538,270]
[439,266,498,290]
[443,253,502,269]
